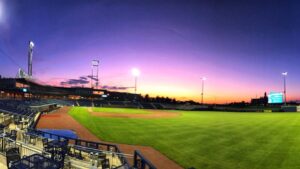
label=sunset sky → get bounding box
[0,0,300,103]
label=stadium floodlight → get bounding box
[29,41,35,49]
[282,72,288,105]
[201,77,206,105]
[28,41,34,77]
[92,60,99,66]
[91,60,100,88]
[131,68,140,94]
[131,68,140,77]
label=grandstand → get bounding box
[0,99,156,169]
[0,100,38,117]
[77,99,93,107]
[0,74,205,169]
[0,73,205,169]
[0,77,203,111]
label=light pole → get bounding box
[28,41,34,77]
[131,68,140,94]
[91,60,99,88]
[201,77,206,105]
[282,72,287,105]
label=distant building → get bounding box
[251,92,268,106]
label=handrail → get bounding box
[134,150,157,169]
[29,103,57,108]
[27,128,131,167]
[0,108,32,118]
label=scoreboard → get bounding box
[268,92,283,104]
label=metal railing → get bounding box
[133,150,157,169]
[27,128,131,168]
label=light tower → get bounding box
[28,41,34,77]
[131,68,140,94]
[201,77,206,105]
[282,72,287,105]
[91,60,99,88]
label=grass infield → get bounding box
[69,107,300,169]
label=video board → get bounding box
[268,92,283,104]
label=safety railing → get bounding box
[133,150,156,169]
[27,128,131,168]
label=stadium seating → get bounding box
[0,98,161,169]
[93,100,110,107]
[0,100,37,117]
[123,101,141,108]
[45,99,75,106]
[152,103,164,109]
[0,99,74,117]
[140,102,155,109]
[109,101,126,107]
[77,99,92,107]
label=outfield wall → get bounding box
[282,106,300,112]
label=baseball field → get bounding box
[69,107,300,169]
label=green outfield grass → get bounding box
[69,107,300,169]
[92,107,150,114]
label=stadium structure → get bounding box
[0,38,299,169]
[0,41,159,169]
[0,97,156,169]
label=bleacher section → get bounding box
[140,102,155,109]
[77,99,92,107]
[109,101,126,107]
[45,99,75,106]
[124,101,141,108]
[0,100,38,117]
[152,103,164,109]
[0,99,204,117]
[93,100,110,107]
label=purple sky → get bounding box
[0,0,300,103]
